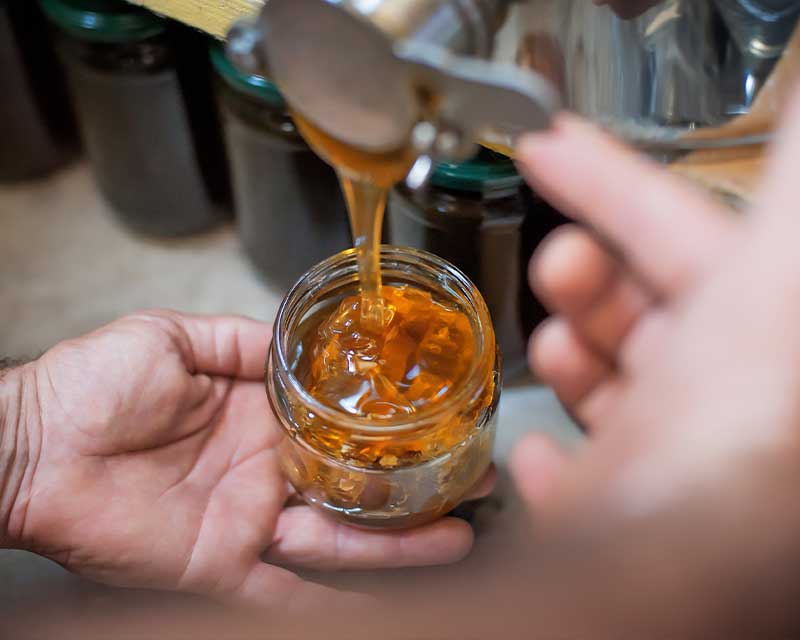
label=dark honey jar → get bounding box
[0,0,78,182]
[210,44,350,291]
[41,0,230,236]
[389,149,566,381]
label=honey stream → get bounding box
[289,113,490,456]
[292,113,416,327]
[283,113,495,524]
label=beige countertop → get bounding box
[0,162,581,610]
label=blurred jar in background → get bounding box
[0,0,79,182]
[389,150,568,382]
[210,44,350,291]
[41,0,230,237]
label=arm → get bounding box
[0,361,40,551]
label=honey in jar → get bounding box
[267,247,499,529]
[300,285,475,419]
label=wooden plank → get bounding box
[127,0,264,39]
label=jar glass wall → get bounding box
[209,44,350,290]
[41,0,230,236]
[268,247,500,530]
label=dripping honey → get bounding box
[292,113,415,326]
[291,114,489,439]
[274,114,497,528]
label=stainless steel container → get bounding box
[228,0,799,170]
[500,1,800,143]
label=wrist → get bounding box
[0,363,42,550]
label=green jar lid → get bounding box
[209,43,286,109]
[431,148,522,195]
[39,0,165,43]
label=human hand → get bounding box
[0,311,491,610]
[509,95,800,624]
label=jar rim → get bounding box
[271,246,497,435]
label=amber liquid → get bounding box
[289,115,491,475]
[291,283,489,470]
[280,117,495,528]
[280,282,494,529]
[293,114,415,326]
[298,284,475,415]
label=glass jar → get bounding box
[209,44,349,291]
[0,0,78,181]
[267,247,500,530]
[389,149,567,382]
[40,0,230,237]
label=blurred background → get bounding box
[6,2,800,637]
[0,0,581,617]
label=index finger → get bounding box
[515,115,733,297]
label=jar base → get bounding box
[297,493,466,531]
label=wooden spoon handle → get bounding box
[127,0,262,38]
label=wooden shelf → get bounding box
[127,0,264,39]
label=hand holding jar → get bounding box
[0,311,493,610]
